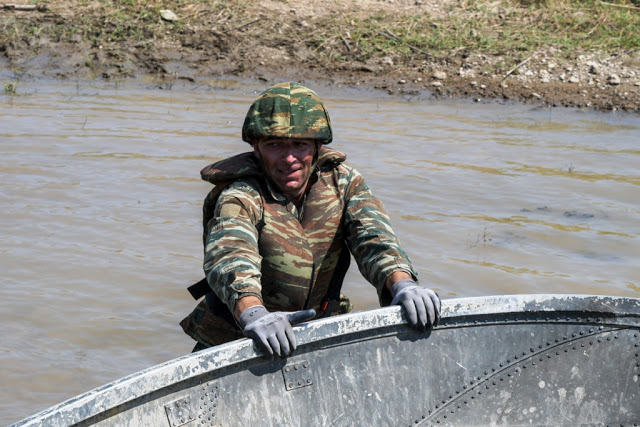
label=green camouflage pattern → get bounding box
[241,81,333,144]
[181,146,417,347]
[180,298,242,348]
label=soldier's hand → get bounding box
[239,305,316,360]
[391,280,441,331]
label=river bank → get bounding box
[1,0,640,111]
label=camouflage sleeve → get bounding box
[203,180,264,313]
[339,164,418,306]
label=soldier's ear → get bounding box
[252,140,261,160]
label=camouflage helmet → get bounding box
[242,82,333,144]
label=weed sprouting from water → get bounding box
[469,227,494,248]
[4,82,18,95]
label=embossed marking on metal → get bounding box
[283,360,313,391]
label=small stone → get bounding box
[470,81,477,86]
[480,84,486,89]
[382,57,394,66]
[160,9,179,22]
[431,81,443,87]
[540,76,550,84]
[635,81,640,87]
[398,79,407,84]
[568,76,580,83]
[414,77,422,82]
[608,74,621,85]
[532,93,541,99]
[433,71,447,80]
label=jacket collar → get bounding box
[200,146,346,187]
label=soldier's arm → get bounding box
[385,271,413,290]
[233,295,263,320]
[204,182,264,314]
[340,166,418,305]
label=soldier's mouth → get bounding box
[279,168,301,178]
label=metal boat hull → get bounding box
[12,294,640,426]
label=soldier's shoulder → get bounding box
[333,161,364,182]
[219,178,263,199]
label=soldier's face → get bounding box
[253,138,317,203]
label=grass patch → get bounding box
[336,0,640,57]
[1,0,638,71]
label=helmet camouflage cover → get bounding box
[242,81,333,144]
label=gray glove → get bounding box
[239,305,316,359]
[391,280,441,331]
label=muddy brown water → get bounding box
[1,78,639,423]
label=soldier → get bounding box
[181,82,440,359]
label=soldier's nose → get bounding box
[282,152,297,164]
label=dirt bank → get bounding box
[1,0,639,111]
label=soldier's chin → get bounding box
[278,181,305,197]
[279,181,302,192]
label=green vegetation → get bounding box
[1,0,638,72]
[337,0,640,61]
[3,81,18,94]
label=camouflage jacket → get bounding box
[181,146,417,347]
[202,146,417,313]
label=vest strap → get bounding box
[188,278,210,300]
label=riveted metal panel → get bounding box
[282,360,313,391]
[194,381,220,426]
[165,396,195,427]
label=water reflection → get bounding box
[1,79,639,423]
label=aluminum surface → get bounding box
[11,294,640,426]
